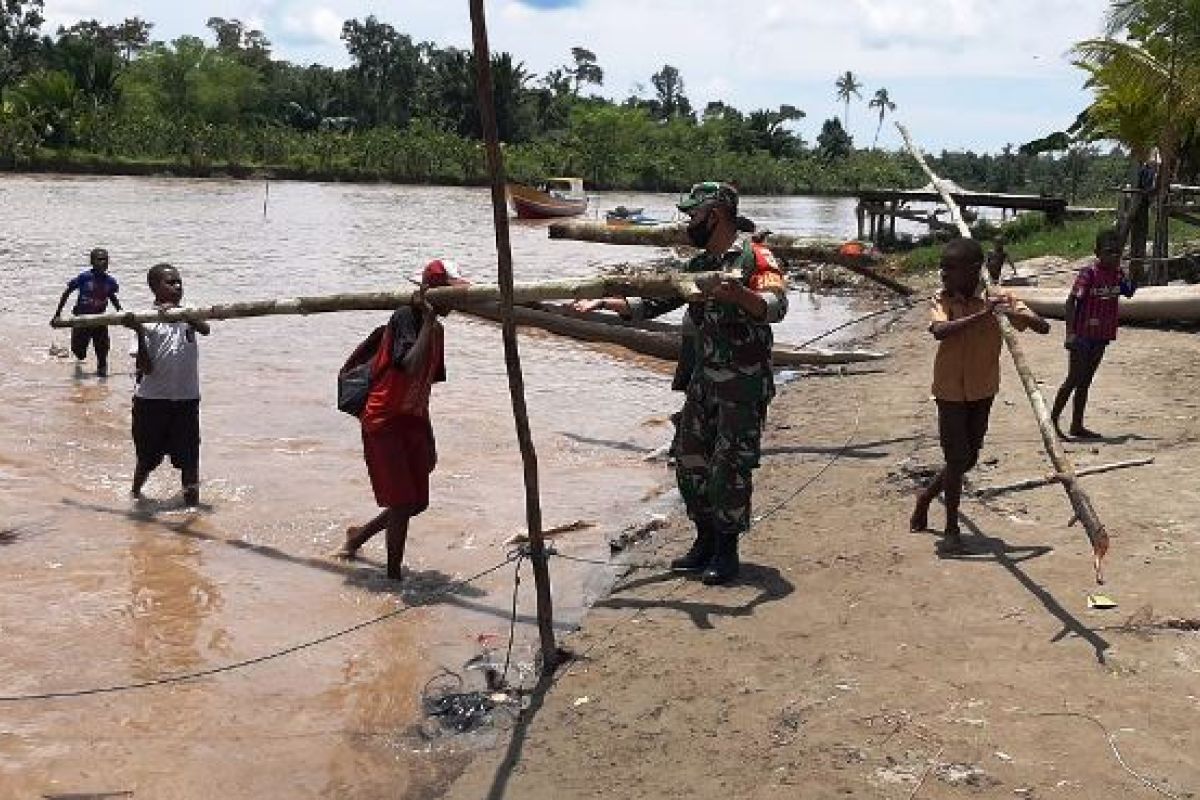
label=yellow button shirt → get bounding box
[930,292,1031,402]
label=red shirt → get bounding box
[1071,261,1132,342]
[361,310,445,433]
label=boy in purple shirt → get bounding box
[51,248,123,376]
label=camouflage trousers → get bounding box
[673,380,768,538]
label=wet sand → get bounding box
[447,267,1200,799]
[0,176,877,797]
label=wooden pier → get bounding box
[853,187,1068,244]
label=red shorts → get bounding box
[361,417,435,512]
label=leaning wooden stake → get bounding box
[897,122,1111,584]
[470,0,559,671]
[49,274,718,329]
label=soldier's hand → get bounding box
[710,277,745,304]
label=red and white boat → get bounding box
[507,178,588,219]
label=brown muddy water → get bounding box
[0,177,872,799]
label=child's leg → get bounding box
[385,510,411,580]
[1052,345,1093,434]
[70,327,89,361]
[94,327,111,375]
[335,510,389,558]
[1069,345,1107,436]
[945,398,993,540]
[132,460,155,497]
[181,465,200,507]
[910,469,944,531]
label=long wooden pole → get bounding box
[897,122,1111,584]
[546,221,918,297]
[48,274,720,329]
[469,0,559,671]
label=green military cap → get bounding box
[677,181,739,214]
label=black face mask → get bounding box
[686,212,715,247]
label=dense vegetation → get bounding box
[0,2,1149,200]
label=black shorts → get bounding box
[70,325,110,361]
[132,398,200,471]
[936,397,993,472]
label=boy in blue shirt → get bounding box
[51,248,123,376]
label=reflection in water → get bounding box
[127,523,223,678]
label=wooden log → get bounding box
[1009,285,1200,323]
[974,458,1154,498]
[470,0,558,671]
[462,303,888,366]
[546,220,918,297]
[48,274,724,329]
[897,122,1111,584]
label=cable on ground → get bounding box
[1032,711,1188,800]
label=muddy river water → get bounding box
[0,177,874,798]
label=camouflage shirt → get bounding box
[634,240,788,403]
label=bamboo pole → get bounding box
[48,274,721,329]
[464,302,887,365]
[897,122,1111,584]
[469,0,559,671]
[974,458,1154,499]
[546,220,918,297]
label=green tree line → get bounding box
[0,1,1131,199]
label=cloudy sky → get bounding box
[43,0,1111,152]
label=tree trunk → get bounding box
[464,303,888,365]
[49,273,724,329]
[897,122,1111,584]
[546,221,918,297]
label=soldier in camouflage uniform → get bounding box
[578,182,788,584]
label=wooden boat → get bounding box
[1009,285,1200,322]
[507,178,588,219]
[605,207,662,227]
[463,302,887,366]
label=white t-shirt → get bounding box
[130,320,201,400]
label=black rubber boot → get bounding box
[701,533,740,586]
[670,521,714,573]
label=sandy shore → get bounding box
[446,269,1200,799]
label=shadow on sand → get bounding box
[932,510,1110,664]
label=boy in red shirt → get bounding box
[334,260,468,580]
[1051,229,1136,440]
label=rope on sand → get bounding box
[1032,711,1189,800]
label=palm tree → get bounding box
[868,87,896,149]
[834,71,862,130]
[1071,0,1200,270]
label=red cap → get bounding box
[414,259,470,288]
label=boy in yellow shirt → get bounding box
[910,239,1050,550]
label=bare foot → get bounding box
[939,527,966,554]
[909,501,929,532]
[1069,426,1102,440]
[332,527,364,560]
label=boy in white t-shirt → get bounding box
[125,263,210,506]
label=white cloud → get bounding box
[277,5,345,46]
